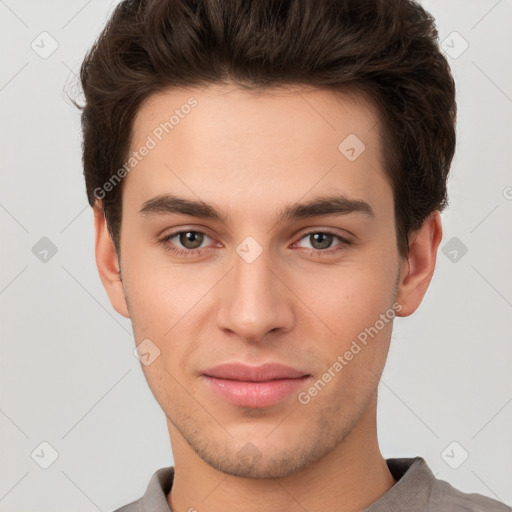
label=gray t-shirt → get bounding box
[112,456,510,512]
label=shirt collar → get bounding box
[133,456,434,512]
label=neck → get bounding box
[167,392,395,512]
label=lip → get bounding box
[203,362,308,381]
[202,363,311,408]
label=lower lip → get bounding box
[202,375,311,408]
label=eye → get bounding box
[160,230,215,257]
[294,231,351,255]
[159,229,351,258]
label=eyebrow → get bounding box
[138,193,374,224]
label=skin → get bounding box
[94,83,442,512]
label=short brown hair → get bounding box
[74,0,456,258]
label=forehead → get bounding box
[125,83,390,221]
[133,83,382,153]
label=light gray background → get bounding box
[1,0,511,511]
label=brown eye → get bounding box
[294,230,351,256]
[308,232,334,250]
[177,231,204,249]
[160,230,214,257]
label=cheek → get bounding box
[123,254,208,325]
[292,261,396,334]
[123,260,211,373]
[123,227,398,348]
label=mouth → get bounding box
[201,362,312,408]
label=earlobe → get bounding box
[93,203,130,318]
[395,211,443,317]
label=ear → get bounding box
[93,203,130,318]
[395,211,442,317]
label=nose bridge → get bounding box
[217,237,292,340]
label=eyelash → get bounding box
[159,230,352,258]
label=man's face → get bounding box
[114,84,403,478]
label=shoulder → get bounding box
[108,466,174,512]
[430,477,511,511]
[381,457,510,512]
[109,498,143,512]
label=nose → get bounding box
[216,242,295,343]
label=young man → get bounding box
[76,0,510,510]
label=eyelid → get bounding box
[161,226,352,244]
[290,230,352,254]
[160,225,218,241]
[160,226,352,258]
[294,226,354,242]
[161,228,217,247]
